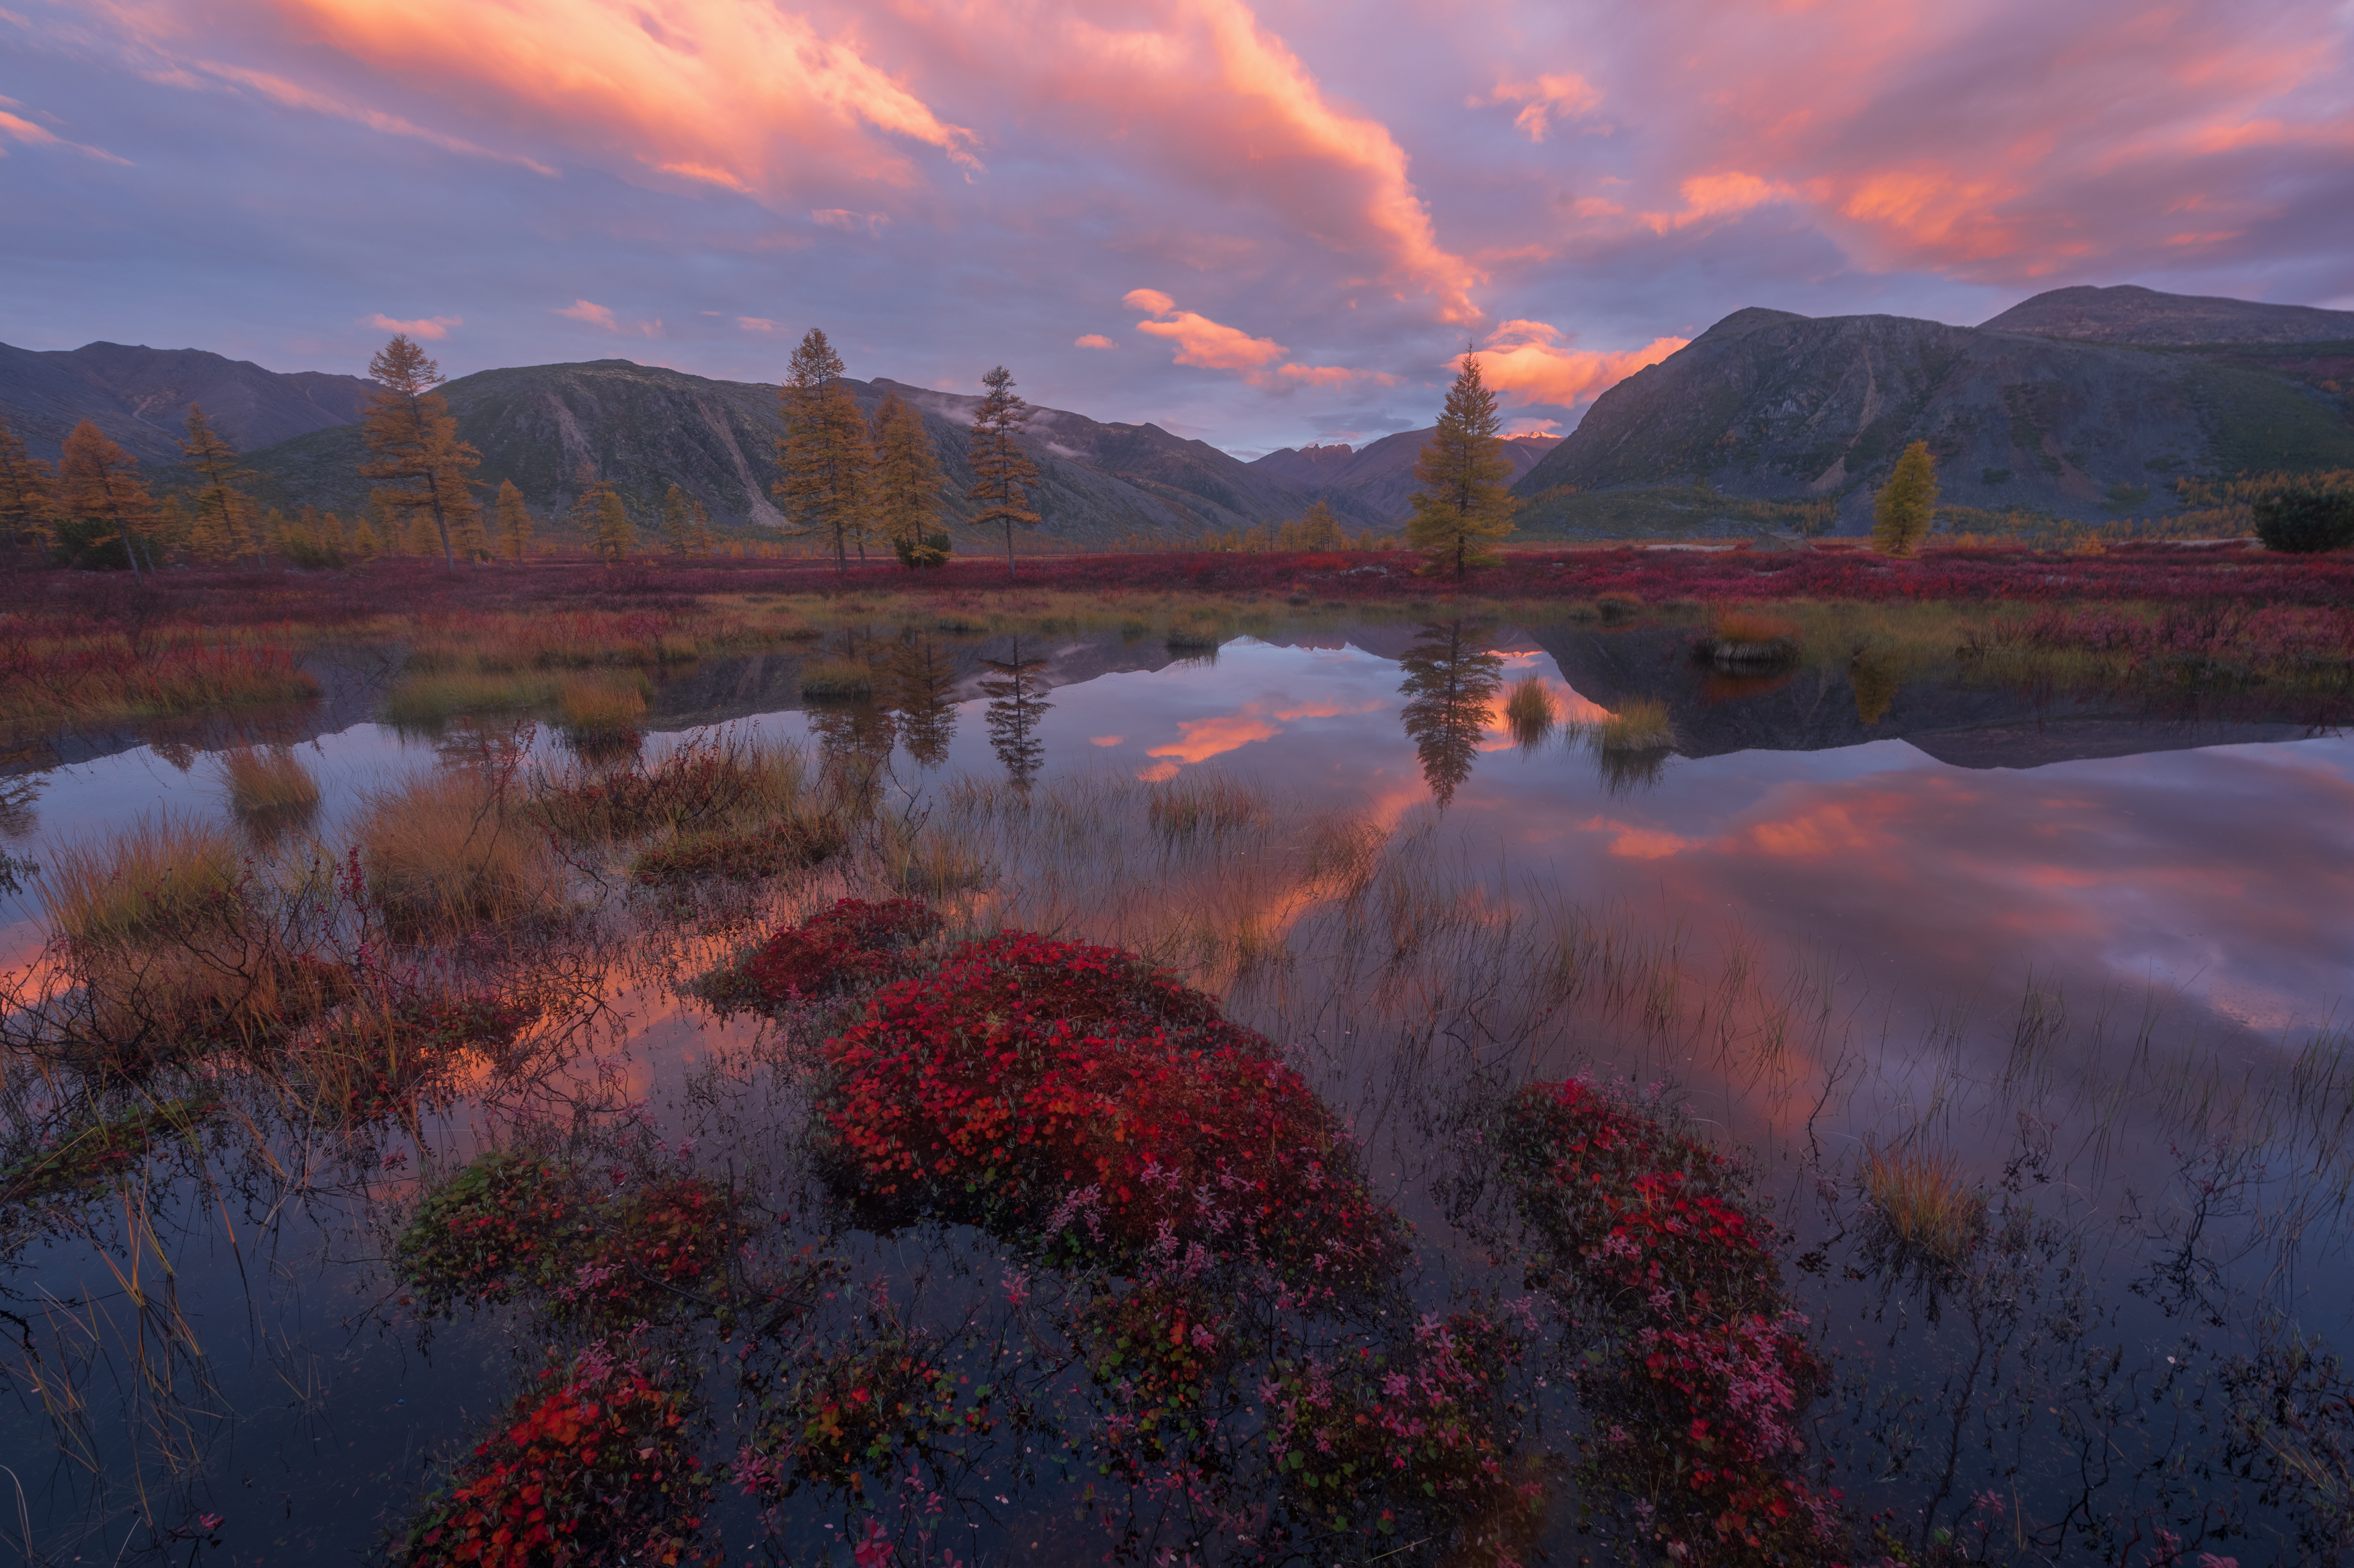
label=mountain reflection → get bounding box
[982,637,1051,790]
[1397,621,1505,809]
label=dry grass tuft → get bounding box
[796,658,874,701]
[1704,608,1802,666]
[1505,676,1558,750]
[41,814,243,948]
[1595,697,1677,753]
[217,747,321,818]
[360,771,560,938]
[1860,1142,1987,1276]
[1147,774,1268,843]
[556,676,648,739]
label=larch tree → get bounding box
[494,479,532,561]
[1872,441,1940,557]
[0,414,59,559]
[358,334,482,576]
[772,328,876,576]
[966,364,1041,578]
[180,403,260,565]
[58,420,161,581]
[871,390,947,566]
[1293,499,1346,551]
[593,490,635,561]
[1404,351,1516,579]
[686,497,714,557]
[658,485,702,555]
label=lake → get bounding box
[3,615,2349,1566]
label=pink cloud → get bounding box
[363,312,462,340]
[737,316,777,332]
[1469,323,1687,411]
[554,299,619,331]
[812,208,890,232]
[1131,290,1394,388]
[1473,73,1602,144]
[174,63,555,173]
[0,98,132,163]
[1073,333,1118,350]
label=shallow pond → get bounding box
[3,616,2350,1567]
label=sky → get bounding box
[3,0,2351,457]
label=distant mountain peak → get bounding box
[1980,284,2354,346]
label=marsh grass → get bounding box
[1701,607,1802,666]
[556,676,649,740]
[384,670,564,726]
[1504,676,1557,750]
[217,747,321,820]
[796,658,875,701]
[1858,1141,1990,1298]
[360,770,560,939]
[41,815,242,949]
[1594,697,1677,753]
[1146,774,1268,843]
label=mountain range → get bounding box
[5,282,2351,543]
[1515,284,2354,530]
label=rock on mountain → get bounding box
[0,342,377,463]
[1513,297,2354,531]
[1982,284,2354,346]
[1248,430,1560,528]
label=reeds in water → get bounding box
[1505,676,1558,750]
[796,658,874,701]
[1147,774,1268,843]
[217,747,321,820]
[40,814,242,948]
[556,676,648,740]
[360,770,560,937]
[1860,1142,1987,1277]
[1595,697,1677,753]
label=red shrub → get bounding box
[712,898,944,1009]
[817,930,1402,1298]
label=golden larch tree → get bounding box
[1405,352,1516,579]
[0,415,59,559]
[180,403,260,565]
[358,334,482,575]
[773,328,876,575]
[494,479,532,561]
[593,490,635,562]
[1872,441,1940,557]
[966,364,1041,578]
[59,420,161,581]
[659,485,697,555]
[872,389,947,566]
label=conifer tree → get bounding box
[659,485,695,554]
[1405,352,1515,579]
[1872,441,1940,557]
[180,404,260,567]
[687,498,714,557]
[358,334,481,575]
[966,364,1041,578]
[1293,500,1346,551]
[351,514,381,559]
[155,496,190,562]
[59,420,161,580]
[0,414,58,559]
[871,390,947,566]
[494,480,531,561]
[593,491,634,561]
[772,328,876,575]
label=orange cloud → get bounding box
[1147,715,1283,765]
[178,61,555,173]
[261,0,978,200]
[363,312,461,340]
[1577,815,1700,861]
[554,299,619,331]
[1131,290,1394,387]
[737,316,778,332]
[1136,760,1182,783]
[0,99,131,163]
[1074,334,1118,350]
[1089,734,1125,746]
[1642,171,1801,233]
[1474,73,1602,144]
[1468,323,1687,410]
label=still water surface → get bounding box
[2,618,2349,1565]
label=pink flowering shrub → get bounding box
[1493,1080,1845,1565]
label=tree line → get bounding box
[0,327,1532,578]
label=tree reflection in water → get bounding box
[981,637,1050,790]
[888,630,960,768]
[1397,621,1505,808]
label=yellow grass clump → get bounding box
[1505,675,1558,749]
[556,676,648,738]
[1860,1143,1988,1276]
[217,746,322,818]
[41,814,242,948]
[1595,697,1677,753]
[796,657,874,701]
[1704,608,1802,666]
[359,771,560,938]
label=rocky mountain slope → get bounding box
[1513,289,2354,531]
[0,342,378,464]
[1981,284,2354,345]
[183,360,1331,544]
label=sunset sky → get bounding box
[4,0,2350,454]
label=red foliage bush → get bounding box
[398,1359,708,1567]
[818,930,1402,1298]
[710,898,943,1010]
[1494,1081,1842,1565]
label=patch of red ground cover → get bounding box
[817,929,1403,1300]
[708,898,943,1010]
[1495,1080,1844,1565]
